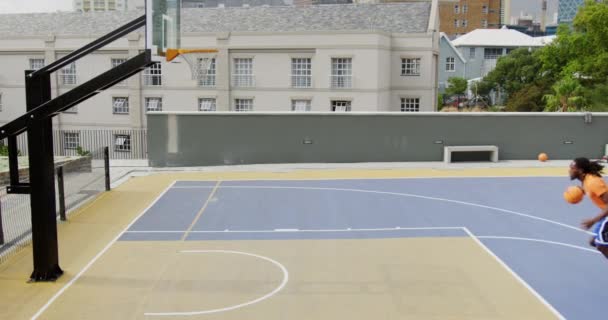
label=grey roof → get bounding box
[0,3,430,38]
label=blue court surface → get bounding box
[121,177,608,320]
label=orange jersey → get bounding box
[583,175,608,209]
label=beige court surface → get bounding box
[0,167,564,320]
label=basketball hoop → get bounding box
[166,49,218,81]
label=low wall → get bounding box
[147,112,608,167]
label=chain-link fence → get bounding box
[0,148,111,265]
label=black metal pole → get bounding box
[57,167,66,221]
[25,70,63,282]
[104,147,110,191]
[8,136,20,185]
[0,197,4,246]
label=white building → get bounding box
[0,3,440,131]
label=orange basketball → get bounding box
[538,153,549,162]
[564,186,584,204]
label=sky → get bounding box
[0,0,73,14]
[0,0,558,24]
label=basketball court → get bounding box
[0,167,605,319]
[0,1,606,319]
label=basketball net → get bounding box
[166,49,218,81]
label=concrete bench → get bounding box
[444,145,499,163]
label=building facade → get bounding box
[73,0,145,11]
[0,3,440,132]
[437,27,552,98]
[439,0,502,37]
[438,33,466,92]
[182,0,291,8]
[558,0,584,24]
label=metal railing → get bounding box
[1,129,147,160]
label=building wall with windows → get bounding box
[73,0,131,12]
[0,4,439,132]
[439,0,502,37]
[438,33,466,92]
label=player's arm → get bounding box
[582,192,608,230]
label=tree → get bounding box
[445,77,468,96]
[506,84,547,111]
[484,48,549,98]
[543,76,586,111]
[539,1,608,86]
[445,77,468,108]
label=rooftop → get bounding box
[451,28,545,47]
[0,3,431,38]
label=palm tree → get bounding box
[543,77,586,112]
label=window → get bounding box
[143,63,162,86]
[111,58,128,85]
[482,19,488,28]
[291,58,312,88]
[484,48,503,59]
[112,97,129,114]
[0,93,2,112]
[482,5,488,14]
[29,58,45,70]
[331,58,353,88]
[145,97,163,112]
[198,98,217,111]
[401,58,421,76]
[454,4,459,13]
[454,19,459,28]
[198,58,216,87]
[232,58,254,87]
[292,100,311,112]
[463,4,468,13]
[462,20,468,27]
[469,48,476,59]
[63,132,80,149]
[234,99,253,112]
[114,134,131,152]
[401,98,420,112]
[331,100,351,112]
[60,62,77,85]
[446,57,455,72]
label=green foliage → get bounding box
[445,77,468,96]
[76,146,91,157]
[484,48,548,97]
[484,0,608,111]
[543,76,586,111]
[507,84,547,112]
[0,144,21,157]
[582,82,608,111]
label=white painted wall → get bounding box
[0,30,439,130]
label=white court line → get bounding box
[30,181,179,320]
[463,227,566,320]
[144,250,289,317]
[477,236,600,254]
[124,226,465,234]
[167,175,566,184]
[169,184,593,236]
